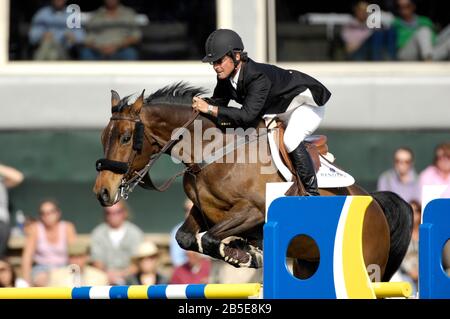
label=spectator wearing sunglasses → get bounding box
[21,199,77,287]
[377,147,420,203]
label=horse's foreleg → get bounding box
[201,201,265,268]
[175,205,207,253]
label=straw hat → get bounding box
[132,241,159,261]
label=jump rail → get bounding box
[0,283,262,299]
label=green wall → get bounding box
[1,129,449,233]
[319,129,450,189]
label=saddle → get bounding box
[272,120,328,196]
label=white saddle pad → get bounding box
[264,117,355,189]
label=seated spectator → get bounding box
[90,200,143,285]
[377,147,420,203]
[391,200,420,296]
[48,240,108,287]
[170,251,211,284]
[21,199,77,287]
[0,258,28,287]
[0,163,24,258]
[125,240,168,285]
[80,0,142,60]
[341,1,396,61]
[419,142,450,195]
[209,259,263,284]
[169,198,193,267]
[28,0,85,60]
[393,0,450,61]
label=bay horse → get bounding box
[93,82,412,281]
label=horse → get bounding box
[93,82,413,281]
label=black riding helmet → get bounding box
[202,29,244,63]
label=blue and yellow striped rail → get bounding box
[0,283,262,299]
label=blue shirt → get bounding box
[29,6,85,47]
[169,222,187,267]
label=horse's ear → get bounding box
[111,90,121,108]
[131,89,145,115]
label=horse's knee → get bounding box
[175,228,197,251]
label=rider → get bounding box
[192,29,331,196]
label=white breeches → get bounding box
[283,103,326,153]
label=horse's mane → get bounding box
[145,82,208,106]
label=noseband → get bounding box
[96,115,145,174]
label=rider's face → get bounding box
[212,55,237,80]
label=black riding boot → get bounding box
[289,141,320,196]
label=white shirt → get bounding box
[285,89,319,112]
[108,225,126,248]
[229,67,241,90]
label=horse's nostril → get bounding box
[100,188,110,203]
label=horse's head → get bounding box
[93,90,158,206]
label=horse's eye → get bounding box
[121,135,131,144]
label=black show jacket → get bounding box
[210,58,331,128]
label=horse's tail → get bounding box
[370,191,413,282]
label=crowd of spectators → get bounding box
[12,0,449,61]
[29,0,141,60]
[340,0,450,61]
[377,142,450,296]
[0,190,262,288]
[19,0,213,61]
[0,140,448,290]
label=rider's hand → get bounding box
[192,96,209,113]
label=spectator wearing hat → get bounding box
[125,240,168,286]
[48,240,107,287]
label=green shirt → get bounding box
[393,15,436,49]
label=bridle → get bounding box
[96,109,200,200]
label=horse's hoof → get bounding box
[221,245,251,268]
[219,238,264,268]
